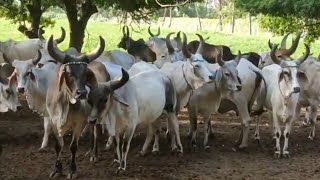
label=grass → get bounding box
[0,18,319,58]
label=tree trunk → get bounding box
[231,3,235,33]
[162,8,167,26]
[18,0,43,39]
[168,7,172,28]
[219,0,223,31]
[195,3,202,30]
[63,0,98,52]
[249,12,252,35]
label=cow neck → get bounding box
[182,63,193,91]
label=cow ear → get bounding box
[58,68,66,91]
[8,71,17,88]
[279,71,284,82]
[237,76,242,85]
[298,70,309,85]
[112,92,129,107]
[214,69,222,88]
[86,69,97,87]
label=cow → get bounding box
[7,50,61,151]
[45,34,107,178]
[118,26,156,62]
[87,66,183,173]
[253,44,309,158]
[0,27,66,64]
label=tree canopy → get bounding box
[236,0,320,42]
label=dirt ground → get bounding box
[1,99,320,180]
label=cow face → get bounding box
[185,54,214,89]
[11,51,42,94]
[0,75,21,112]
[47,35,105,103]
[215,53,242,92]
[87,68,129,124]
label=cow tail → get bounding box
[164,76,177,113]
[249,68,267,116]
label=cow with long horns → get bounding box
[118,26,156,62]
[45,35,110,178]
[254,43,310,158]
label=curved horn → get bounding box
[270,44,281,64]
[148,26,154,37]
[287,32,302,55]
[85,36,105,63]
[155,27,160,36]
[268,39,273,50]
[38,26,45,41]
[166,32,175,54]
[106,68,129,92]
[47,35,65,63]
[296,44,310,65]
[122,26,126,36]
[55,27,66,44]
[234,50,241,65]
[177,31,181,39]
[125,26,129,36]
[217,47,225,66]
[195,33,204,54]
[280,33,290,49]
[32,50,42,65]
[182,32,191,58]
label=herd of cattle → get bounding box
[0,25,319,178]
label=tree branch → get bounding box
[155,0,190,8]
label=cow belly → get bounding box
[218,99,239,115]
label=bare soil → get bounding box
[1,99,320,180]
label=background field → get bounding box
[1,17,320,58]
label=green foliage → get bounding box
[236,0,320,43]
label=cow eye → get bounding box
[225,72,230,76]
[284,71,289,75]
[194,64,200,68]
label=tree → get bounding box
[235,0,320,42]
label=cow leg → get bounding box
[308,104,318,140]
[117,127,135,174]
[167,112,183,154]
[273,113,281,158]
[105,135,115,151]
[140,125,153,156]
[208,118,214,139]
[111,135,121,166]
[152,119,162,155]
[188,105,198,151]
[303,106,311,126]
[203,113,212,150]
[254,116,261,143]
[39,116,51,151]
[49,130,64,178]
[236,103,251,149]
[90,124,99,162]
[283,118,294,158]
[68,135,79,179]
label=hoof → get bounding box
[67,173,78,179]
[282,153,291,159]
[308,135,314,141]
[90,156,98,162]
[110,159,120,167]
[204,146,211,152]
[38,147,48,153]
[49,171,63,178]
[152,150,160,156]
[139,150,147,157]
[115,167,126,175]
[255,138,260,144]
[238,144,247,151]
[274,151,281,159]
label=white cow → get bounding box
[10,51,58,151]
[87,68,183,173]
[0,27,66,64]
[254,44,309,158]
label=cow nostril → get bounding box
[209,75,214,80]
[17,87,25,94]
[236,85,242,91]
[293,87,300,93]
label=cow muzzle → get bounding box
[293,87,300,93]
[236,85,242,91]
[17,87,25,94]
[76,89,87,99]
